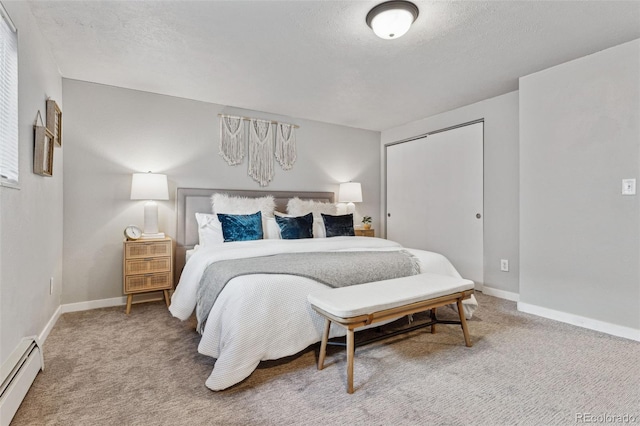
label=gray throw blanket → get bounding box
[195,250,420,333]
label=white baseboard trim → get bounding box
[518,302,640,342]
[42,294,167,343]
[38,297,127,346]
[38,305,62,344]
[60,296,126,314]
[19,296,128,426]
[481,286,519,302]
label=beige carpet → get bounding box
[12,293,640,426]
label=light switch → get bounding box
[622,179,636,195]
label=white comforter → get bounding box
[170,237,478,390]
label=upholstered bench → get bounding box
[307,273,474,393]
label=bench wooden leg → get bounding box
[346,328,355,394]
[318,319,331,370]
[430,308,437,334]
[456,298,472,347]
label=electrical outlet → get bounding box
[622,178,636,195]
[50,277,54,295]
[500,259,509,272]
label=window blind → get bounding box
[0,4,18,187]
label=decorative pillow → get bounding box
[195,213,224,246]
[286,198,336,238]
[321,213,355,237]
[212,193,276,218]
[264,217,281,239]
[212,193,276,239]
[313,218,326,238]
[277,210,326,238]
[275,213,314,239]
[217,211,263,242]
[286,197,337,216]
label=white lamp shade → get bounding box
[338,182,363,203]
[130,173,169,200]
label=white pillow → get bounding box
[286,198,336,238]
[287,197,337,216]
[313,219,326,238]
[212,193,276,218]
[195,213,224,246]
[211,194,278,241]
[264,217,281,239]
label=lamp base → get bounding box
[345,202,355,215]
[141,200,163,239]
[140,232,165,240]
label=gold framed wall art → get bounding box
[46,99,62,147]
[34,125,54,176]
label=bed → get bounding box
[169,188,478,391]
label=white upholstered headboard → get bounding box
[175,188,335,281]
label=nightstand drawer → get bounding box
[355,229,375,237]
[125,240,171,259]
[125,272,172,293]
[125,257,171,275]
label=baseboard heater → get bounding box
[0,337,44,426]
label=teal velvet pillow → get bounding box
[321,213,355,237]
[275,213,313,239]
[217,211,263,242]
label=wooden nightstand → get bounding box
[355,229,375,237]
[123,237,173,314]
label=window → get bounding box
[0,3,18,187]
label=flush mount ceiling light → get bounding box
[366,1,419,40]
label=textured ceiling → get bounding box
[27,1,640,131]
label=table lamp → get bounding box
[338,182,362,215]
[130,172,169,239]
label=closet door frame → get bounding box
[384,119,484,288]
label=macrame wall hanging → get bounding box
[217,114,298,187]
[275,123,297,170]
[248,118,274,187]
[219,115,245,165]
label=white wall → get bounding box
[0,2,62,364]
[61,79,381,304]
[519,39,640,332]
[381,92,520,296]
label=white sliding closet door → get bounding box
[386,122,483,286]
